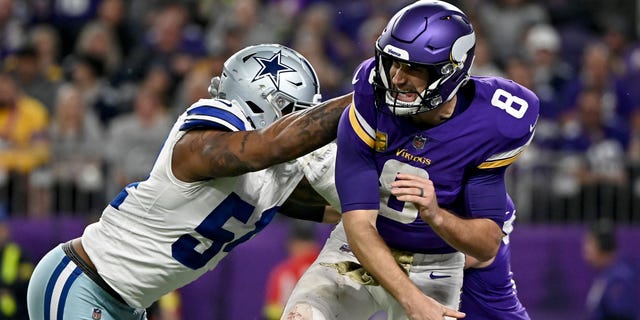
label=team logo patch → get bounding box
[375,130,388,152]
[252,51,295,89]
[92,308,102,320]
[412,135,427,150]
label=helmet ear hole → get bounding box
[281,102,295,115]
[245,101,263,114]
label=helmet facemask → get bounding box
[374,52,449,115]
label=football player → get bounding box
[283,1,539,319]
[296,144,530,320]
[26,43,351,320]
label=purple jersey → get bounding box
[461,196,530,319]
[335,58,539,253]
[587,259,639,320]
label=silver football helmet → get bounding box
[209,44,322,129]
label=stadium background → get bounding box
[2,0,640,319]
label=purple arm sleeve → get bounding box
[335,108,380,212]
[464,167,508,228]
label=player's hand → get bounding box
[208,76,221,98]
[390,173,440,223]
[403,293,466,320]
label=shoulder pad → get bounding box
[180,98,253,132]
[475,77,540,139]
[352,58,376,95]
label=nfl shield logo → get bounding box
[413,135,427,150]
[92,308,102,320]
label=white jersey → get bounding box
[298,141,340,210]
[82,98,305,309]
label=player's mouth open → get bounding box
[393,92,417,102]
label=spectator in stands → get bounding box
[141,64,173,110]
[0,0,27,60]
[104,86,171,199]
[74,20,122,78]
[122,0,164,48]
[523,24,574,121]
[289,2,357,97]
[0,73,50,216]
[64,54,107,118]
[355,13,390,61]
[4,44,61,112]
[583,218,638,320]
[95,0,134,57]
[555,88,629,220]
[560,42,634,126]
[47,0,101,58]
[263,220,320,320]
[49,85,105,216]
[27,25,63,85]
[0,212,34,319]
[597,15,639,78]
[123,3,206,84]
[559,88,629,176]
[469,35,505,78]
[475,0,549,66]
[65,52,133,126]
[170,64,213,118]
[205,0,281,58]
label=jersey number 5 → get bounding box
[171,193,278,270]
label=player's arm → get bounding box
[335,100,436,313]
[391,169,506,262]
[172,93,352,181]
[279,200,340,224]
[428,213,501,262]
[342,210,464,319]
[464,254,495,269]
[342,210,418,300]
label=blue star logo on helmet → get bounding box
[252,51,295,89]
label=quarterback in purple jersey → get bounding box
[283,1,538,319]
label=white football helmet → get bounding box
[210,44,322,129]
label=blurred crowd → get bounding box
[0,0,639,223]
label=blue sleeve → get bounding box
[180,99,251,132]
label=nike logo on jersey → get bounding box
[429,272,451,279]
[529,124,535,132]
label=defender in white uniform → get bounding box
[27,44,352,320]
